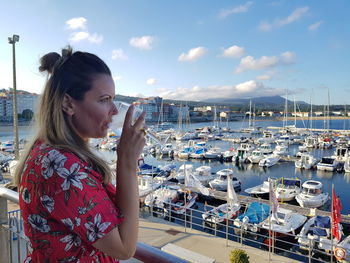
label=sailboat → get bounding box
[202,174,241,225]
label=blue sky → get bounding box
[1,0,349,105]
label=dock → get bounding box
[267,126,350,135]
[175,184,350,225]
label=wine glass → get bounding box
[110,101,164,147]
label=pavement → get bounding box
[124,213,303,263]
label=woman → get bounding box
[14,47,145,262]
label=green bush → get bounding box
[229,249,250,263]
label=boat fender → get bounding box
[334,247,346,261]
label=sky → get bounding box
[1,0,349,105]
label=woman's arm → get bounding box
[93,106,145,259]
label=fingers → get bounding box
[123,105,134,129]
[133,111,146,130]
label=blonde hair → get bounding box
[14,47,113,186]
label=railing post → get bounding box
[0,197,10,263]
[308,238,312,263]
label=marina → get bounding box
[1,118,350,262]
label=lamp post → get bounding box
[8,34,20,159]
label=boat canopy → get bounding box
[313,216,330,237]
[237,202,270,224]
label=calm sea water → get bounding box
[2,119,350,213]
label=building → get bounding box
[0,89,39,121]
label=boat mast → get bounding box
[248,100,252,128]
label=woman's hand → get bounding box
[117,105,146,166]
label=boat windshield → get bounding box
[302,188,321,195]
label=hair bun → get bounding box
[39,52,61,74]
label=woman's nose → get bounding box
[111,102,118,115]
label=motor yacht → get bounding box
[295,153,318,170]
[316,156,341,172]
[297,215,341,251]
[258,154,280,168]
[244,177,277,199]
[138,175,164,198]
[144,185,180,210]
[248,149,265,164]
[274,178,301,201]
[209,169,241,191]
[193,165,215,186]
[295,180,329,208]
[260,207,307,243]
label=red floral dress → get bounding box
[19,141,124,262]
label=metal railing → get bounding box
[0,186,189,263]
[144,200,341,263]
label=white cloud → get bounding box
[308,21,323,31]
[178,47,207,62]
[112,49,128,60]
[157,80,285,101]
[129,36,155,50]
[258,6,309,31]
[256,74,272,80]
[222,45,246,58]
[69,31,103,43]
[146,78,157,85]
[65,17,103,44]
[235,51,296,73]
[65,17,87,30]
[219,1,253,19]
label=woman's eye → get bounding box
[101,98,110,102]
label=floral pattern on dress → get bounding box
[19,141,124,262]
[85,214,112,242]
[41,149,67,179]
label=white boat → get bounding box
[164,190,198,215]
[258,154,280,168]
[193,165,215,186]
[305,136,319,148]
[295,180,329,208]
[295,153,318,170]
[144,185,179,209]
[274,178,301,201]
[174,164,194,183]
[138,175,164,198]
[248,150,265,164]
[203,174,241,225]
[233,143,255,163]
[333,145,350,163]
[257,130,276,144]
[317,156,340,172]
[244,177,277,199]
[297,216,340,251]
[209,169,241,191]
[233,202,270,233]
[259,143,273,155]
[204,147,222,159]
[344,156,350,173]
[273,142,288,156]
[260,207,307,236]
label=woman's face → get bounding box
[70,74,117,140]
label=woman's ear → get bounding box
[62,94,75,115]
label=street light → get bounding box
[8,34,20,159]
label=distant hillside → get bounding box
[203,95,308,105]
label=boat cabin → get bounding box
[301,180,323,195]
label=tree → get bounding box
[22,109,34,120]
